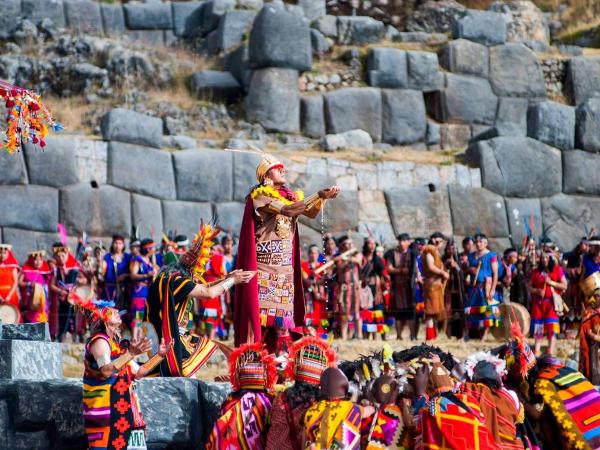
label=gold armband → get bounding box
[141,353,164,373]
[303,192,324,219]
[113,351,134,371]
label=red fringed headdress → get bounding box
[505,320,536,380]
[179,223,220,284]
[229,343,277,392]
[0,245,19,268]
[69,288,118,326]
[22,251,51,275]
[285,336,336,386]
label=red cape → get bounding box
[234,198,305,347]
[0,250,20,269]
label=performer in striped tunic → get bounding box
[146,224,255,377]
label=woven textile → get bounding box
[304,400,362,450]
[365,404,406,450]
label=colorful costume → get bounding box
[579,304,600,384]
[146,226,219,377]
[199,252,227,337]
[465,251,501,329]
[102,252,131,308]
[83,333,145,450]
[0,244,20,316]
[304,400,363,450]
[422,245,445,319]
[51,248,82,340]
[234,155,325,352]
[363,404,405,450]
[130,255,154,327]
[301,260,329,337]
[533,360,600,450]
[207,343,276,450]
[20,251,51,323]
[266,337,336,450]
[361,253,386,335]
[529,266,563,339]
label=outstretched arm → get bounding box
[188,270,256,299]
[265,186,341,219]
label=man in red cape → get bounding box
[234,154,339,353]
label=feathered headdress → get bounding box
[179,222,220,284]
[504,320,536,380]
[1,80,62,153]
[69,288,117,326]
[228,342,277,392]
[285,336,336,385]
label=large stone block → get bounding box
[100,3,126,36]
[303,190,358,232]
[223,44,252,91]
[172,149,233,202]
[301,95,325,138]
[22,0,66,27]
[13,431,50,450]
[337,16,385,45]
[173,1,204,37]
[137,378,201,447]
[108,142,176,200]
[24,136,107,187]
[162,200,213,239]
[381,89,426,145]
[60,183,131,236]
[298,0,325,22]
[505,197,542,248]
[489,44,545,98]
[452,9,506,46]
[0,150,28,185]
[202,0,236,35]
[246,68,300,133]
[542,194,600,250]
[527,101,575,151]
[249,5,311,71]
[566,56,600,105]
[489,0,549,43]
[438,39,488,78]
[428,73,498,125]
[0,340,61,379]
[0,323,50,341]
[406,51,441,92]
[466,136,561,198]
[385,187,453,237]
[563,150,600,195]
[440,123,471,150]
[495,97,528,136]
[232,151,262,201]
[366,48,407,89]
[214,202,245,234]
[449,186,509,237]
[191,70,241,103]
[0,0,21,39]
[0,186,58,232]
[406,0,466,34]
[1,228,61,262]
[64,0,103,35]
[324,88,382,141]
[576,97,600,152]
[123,2,172,29]
[101,108,163,149]
[131,194,163,240]
[217,10,255,52]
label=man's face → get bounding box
[432,238,445,249]
[463,240,473,253]
[130,245,140,256]
[341,240,352,252]
[507,252,518,264]
[55,252,67,266]
[326,239,337,254]
[309,247,319,261]
[475,238,487,252]
[581,242,589,253]
[591,245,600,257]
[112,240,124,253]
[266,167,286,185]
[399,239,410,252]
[365,238,376,253]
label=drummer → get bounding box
[19,250,52,323]
[0,244,20,322]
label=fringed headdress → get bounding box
[229,342,277,392]
[504,320,536,380]
[285,336,336,385]
[0,244,19,268]
[69,288,118,326]
[179,223,220,284]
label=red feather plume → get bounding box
[228,342,277,391]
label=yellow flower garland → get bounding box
[250,184,304,205]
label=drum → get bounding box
[31,283,45,311]
[580,272,600,299]
[491,302,531,341]
[0,304,20,324]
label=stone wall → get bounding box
[0,377,230,450]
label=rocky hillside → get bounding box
[1,0,600,256]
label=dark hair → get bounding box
[503,248,517,258]
[285,382,321,409]
[430,231,444,240]
[221,235,233,246]
[362,237,377,254]
[393,343,456,371]
[397,233,410,241]
[474,233,488,241]
[537,252,555,272]
[112,234,125,242]
[462,236,474,246]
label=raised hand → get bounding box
[130,336,152,356]
[230,270,256,284]
[318,186,340,199]
[157,338,172,357]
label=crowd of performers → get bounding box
[301,233,600,361]
[204,331,600,450]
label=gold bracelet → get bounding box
[113,351,134,371]
[141,353,164,372]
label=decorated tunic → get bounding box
[465,251,501,329]
[303,399,363,450]
[20,260,51,323]
[422,245,445,318]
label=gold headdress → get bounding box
[256,154,284,184]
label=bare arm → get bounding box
[188,270,256,299]
[425,253,448,279]
[489,259,498,299]
[91,337,151,380]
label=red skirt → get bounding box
[531,297,560,338]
